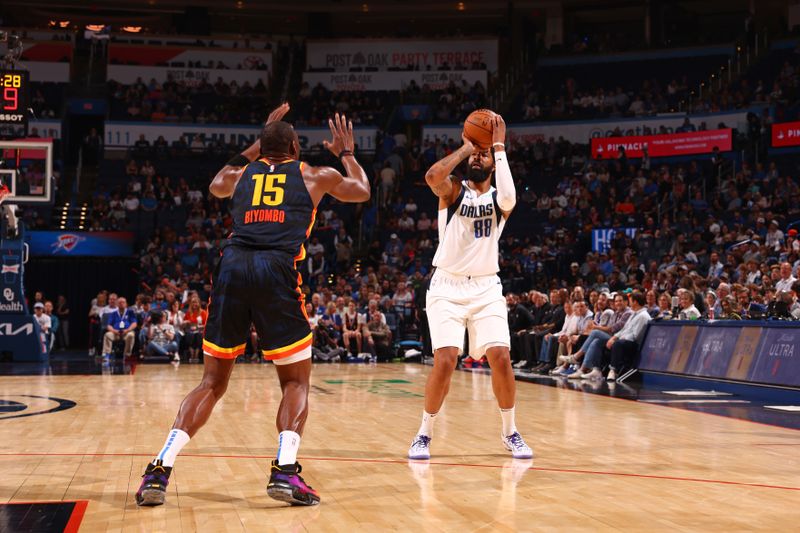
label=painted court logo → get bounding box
[51,234,86,254]
[0,395,76,420]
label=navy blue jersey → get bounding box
[228,159,316,259]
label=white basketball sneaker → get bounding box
[502,431,534,459]
[408,434,432,460]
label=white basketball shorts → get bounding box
[426,269,510,357]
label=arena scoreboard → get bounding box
[0,70,29,126]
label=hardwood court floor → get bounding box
[1,362,799,532]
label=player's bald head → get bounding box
[260,121,299,158]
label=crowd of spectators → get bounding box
[518,42,799,121]
[108,77,271,124]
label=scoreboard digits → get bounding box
[0,70,30,126]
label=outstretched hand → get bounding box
[323,113,354,157]
[265,102,290,124]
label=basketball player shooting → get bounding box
[408,112,533,460]
[136,104,370,507]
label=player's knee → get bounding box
[434,348,459,369]
[200,374,229,398]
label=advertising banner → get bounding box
[422,111,746,146]
[107,65,268,86]
[591,228,637,253]
[590,129,732,159]
[26,232,135,257]
[306,38,498,72]
[639,322,800,388]
[638,324,682,371]
[302,70,486,91]
[5,120,62,140]
[108,44,271,71]
[686,326,742,378]
[749,328,800,387]
[771,121,800,148]
[104,122,378,152]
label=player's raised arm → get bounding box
[425,133,473,203]
[308,113,370,203]
[491,114,516,217]
[209,103,290,198]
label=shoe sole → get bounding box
[267,482,320,506]
[408,453,430,460]
[136,489,166,506]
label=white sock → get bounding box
[277,430,301,466]
[154,429,190,467]
[417,411,437,437]
[500,407,517,437]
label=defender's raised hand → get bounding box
[323,113,354,157]
[266,102,290,124]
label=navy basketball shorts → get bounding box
[203,246,312,363]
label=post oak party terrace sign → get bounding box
[306,39,498,72]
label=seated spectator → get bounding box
[147,311,179,362]
[366,310,392,361]
[571,293,632,378]
[103,296,137,358]
[182,296,207,362]
[719,295,742,320]
[606,291,652,380]
[341,300,363,356]
[677,290,701,320]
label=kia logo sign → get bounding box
[0,323,33,335]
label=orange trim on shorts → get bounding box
[203,339,246,359]
[261,332,313,360]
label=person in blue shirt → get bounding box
[103,296,138,358]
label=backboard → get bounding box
[0,139,54,206]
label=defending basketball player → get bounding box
[136,104,370,507]
[409,112,533,460]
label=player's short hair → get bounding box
[260,121,296,156]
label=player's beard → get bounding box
[468,166,492,184]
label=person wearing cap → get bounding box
[33,302,51,350]
[765,220,784,251]
[103,296,138,359]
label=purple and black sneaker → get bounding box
[135,460,172,506]
[267,460,320,506]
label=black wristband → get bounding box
[338,149,354,159]
[226,154,250,167]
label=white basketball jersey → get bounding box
[432,180,506,276]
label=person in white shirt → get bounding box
[606,291,651,380]
[677,290,701,320]
[33,302,51,349]
[775,262,797,292]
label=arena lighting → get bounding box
[457,2,465,11]
[361,3,369,12]
[122,26,143,33]
[236,1,244,8]
[86,25,106,32]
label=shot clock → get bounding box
[0,70,29,126]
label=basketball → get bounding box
[463,109,496,149]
